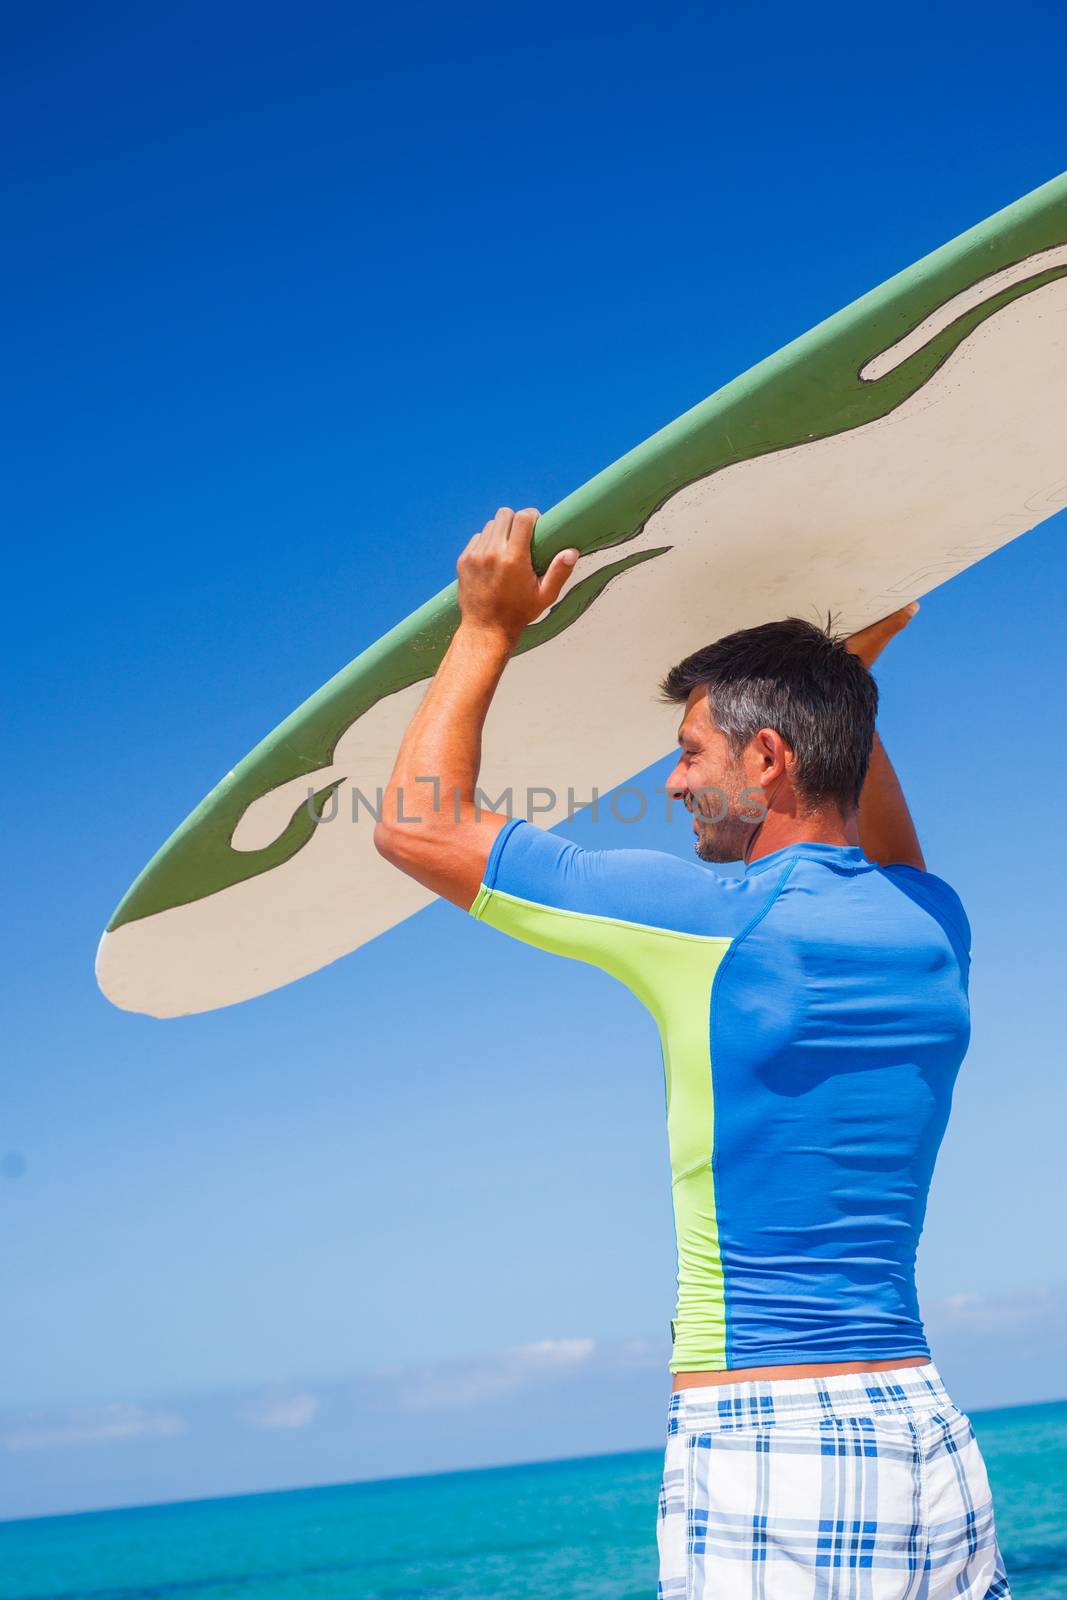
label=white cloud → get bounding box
[1,1403,187,1453]
[514,1338,596,1368]
[394,1336,597,1414]
[239,1391,320,1430]
[926,1280,1066,1334]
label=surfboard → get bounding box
[98,169,1067,1017]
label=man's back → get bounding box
[469,820,972,1373]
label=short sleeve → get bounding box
[467,817,773,1017]
[881,863,972,970]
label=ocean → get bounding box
[1,1399,1063,1598]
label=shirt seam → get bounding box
[744,847,869,876]
[879,863,971,956]
[468,885,738,945]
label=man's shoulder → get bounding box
[478,818,778,938]
[878,860,972,959]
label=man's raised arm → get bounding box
[844,603,925,871]
[372,507,579,910]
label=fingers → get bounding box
[463,504,546,585]
[844,600,920,667]
[877,601,919,631]
[537,548,580,609]
[506,508,540,551]
[469,506,540,555]
[472,513,502,554]
[458,504,578,630]
[493,506,540,551]
[468,507,513,555]
[880,600,919,629]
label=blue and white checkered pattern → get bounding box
[656,1362,1011,1598]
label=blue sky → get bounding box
[3,0,1067,1521]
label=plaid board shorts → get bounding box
[656,1362,1011,1599]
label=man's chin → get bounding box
[694,829,747,865]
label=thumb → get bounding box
[537,548,579,609]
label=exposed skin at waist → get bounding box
[671,1354,932,1390]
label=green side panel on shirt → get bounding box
[469,883,733,1371]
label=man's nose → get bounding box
[664,763,687,799]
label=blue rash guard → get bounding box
[468,819,972,1373]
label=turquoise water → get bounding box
[1,1400,1063,1598]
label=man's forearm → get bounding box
[372,506,576,908]
[850,730,925,870]
[380,619,516,831]
[841,603,923,869]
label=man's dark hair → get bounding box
[658,615,879,814]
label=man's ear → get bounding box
[780,735,801,780]
[755,726,789,776]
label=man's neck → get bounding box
[743,809,856,868]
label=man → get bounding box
[374,507,1011,1598]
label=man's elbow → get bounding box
[373,819,406,864]
[374,818,440,871]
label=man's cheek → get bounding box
[739,786,768,822]
[691,786,729,823]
